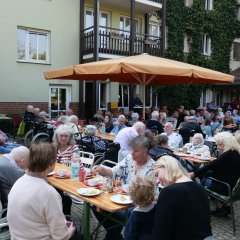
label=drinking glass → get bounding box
[102,177,112,196]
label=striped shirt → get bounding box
[57,144,84,169]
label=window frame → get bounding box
[17,26,50,64]
[233,41,240,61]
[202,34,212,56]
[183,34,192,53]
[49,85,72,119]
[205,0,213,11]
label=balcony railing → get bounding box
[81,26,162,58]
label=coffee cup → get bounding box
[58,169,66,177]
[88,178,99,186]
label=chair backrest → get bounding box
[232,177,240,201]
[79,151,95,170]
[103,142,120,163]
[79,136,95,153]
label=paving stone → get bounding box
[72,200,240,239]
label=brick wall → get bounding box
[0,102,48,116]
[0,102,80,117]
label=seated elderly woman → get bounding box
[66,114,81,140]
[7,143,76,239]
[52,124,84,214]
[81,125,107,153]
[183,133,210,157]
[152,156,212,239]
[92,134,156,240]
[52,124,83,167]
[190,132,240,217]
[222,110,237,132]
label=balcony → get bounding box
[81,26,162,59]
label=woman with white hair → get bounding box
[190,132,240,217]
[52,124,84,215]
[52,124,83,168]
[81,125,107,153]
[152,156,212,240]
[183,133,210,157]
[66,115,81,139]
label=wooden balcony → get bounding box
[81,26,162,59]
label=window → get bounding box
[118,84,129,107]
[85,9,110,30]
[183,34,192,53]
[149,22,161,38]
[233,42,240,61]
[237,7,240,21]
[145,86,152,107]
[17,27,50,63]
[202,34,211,56]
[120,16,141,36]
[205,0,213,11]
[184,0,193,7]
[99,82,109,109]
[49,85,71,119]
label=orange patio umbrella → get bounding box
[44,53,234,119]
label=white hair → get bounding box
[68,115,78,125]
[10,146,29,164]
[133,121,145,133]
[118,114,126,121]
[151,111,159,119]
[85,125,97,136]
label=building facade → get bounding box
[0,0,162,119]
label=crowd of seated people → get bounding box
[4,99,240,240]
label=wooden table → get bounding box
[96,132,115,142]
[174,151,216,164]
[48,163,131,240]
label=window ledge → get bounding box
[16,60,51,65]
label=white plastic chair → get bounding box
[70,151,95,206]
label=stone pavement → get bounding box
[72,200,240,240]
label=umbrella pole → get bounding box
[142,84,146,120]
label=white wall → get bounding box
[0,0,80,102]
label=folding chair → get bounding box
[0,209,10,240]
[205,177,240,236]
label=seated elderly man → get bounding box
[110,114,127,136]
[146,111,164,135]
[163,122,183,149]
[81,125,107,153]
[0,146,29,208]
[114,121,145,162]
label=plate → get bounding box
[53,173,70,179]
[83,181,102,188]
[77,188,101,197]
[110,194,133,204]
[47,171,55,176]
